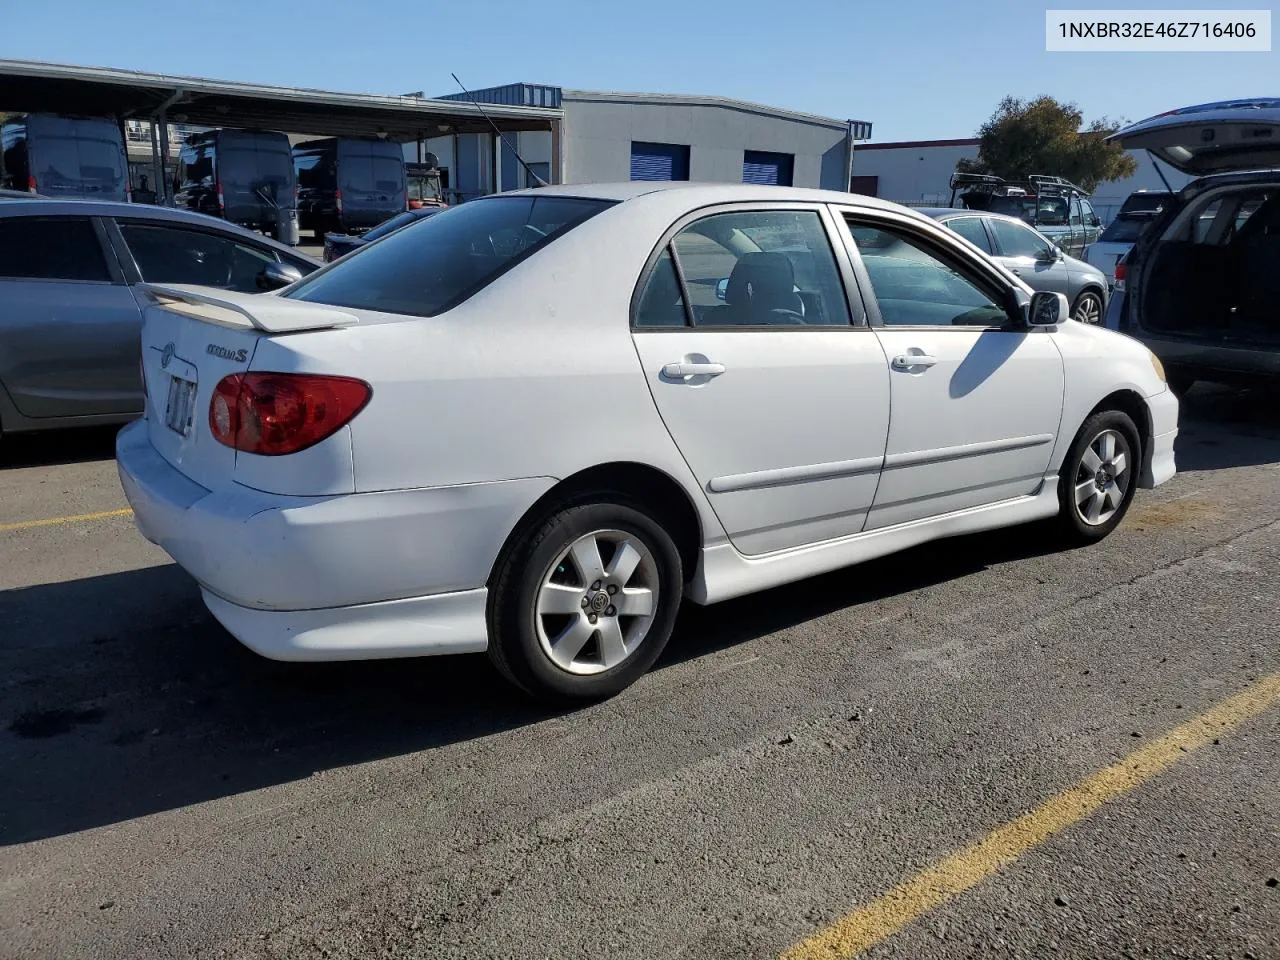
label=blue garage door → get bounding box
[630,142,690,181]
[743,150,794,186]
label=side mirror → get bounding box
[1026,290,1069,327]
[1037,244,1062,263]
[1091,215,1102,227]
[715,278,729,301]
[256,261,303,292]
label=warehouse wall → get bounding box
[561,95,850,190]
[851,140,1191,220]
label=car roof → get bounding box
[495,181,919,214]
[0,198,321,264]
[918,207,1029,226]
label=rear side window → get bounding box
[944,217,993,254]
[287,196,613,317]
[118,223,276,292]
[0,217,109,281]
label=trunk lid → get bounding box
[1108,99,1280,175]
[136,286,359,488]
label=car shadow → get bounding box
[1172,383,1280,472]
[0,424,124,470]
[0,523,1061,847]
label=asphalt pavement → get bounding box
[1,384,1278,960]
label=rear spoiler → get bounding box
[139,284,359,334]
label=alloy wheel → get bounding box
[1073,428,1132,526]
[1073,292,1102,325]
[534,529,660,675]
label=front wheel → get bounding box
[1054,410,1142,544]
[1071,289,1104,325]
[487,497,684,703]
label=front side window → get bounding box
[944,217,993,254]
[845,220,1010,328]
[666,209,850,327]
[287,195,612,317]
[0,217,109,281]
[987,217,1054,260]
[1070,197,1084,225]
[118,223,275,292]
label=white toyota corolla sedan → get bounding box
[116,183,1179,702]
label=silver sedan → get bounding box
[920,208,1110,325]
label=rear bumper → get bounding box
[116,419,554,658]
[202,588,489,661]
[1142,386,1178,489]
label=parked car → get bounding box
[0,114,130,201]
[173,129,297,236]
[1116,189,1173,218]
[293,137,407,240]
[115,183,1177,702]
[922,208,1109,323]
[322,206,445,261]
[950,173,1103,256]
[1084,212,1160,286]
[0,199,320,441]
[1104,98,1280,394]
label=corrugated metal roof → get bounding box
[0,60,561,140]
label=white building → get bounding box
[850,137,1190,221]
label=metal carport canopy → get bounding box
[0,59,562,139]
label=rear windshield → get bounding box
[35,137,125,196]
[1118,193,1168,216]
[1099,216,1153,243]
[222,147,293,191]
[340,155,404,194]
[286,195,613,317]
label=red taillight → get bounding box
[209,373,371,456]
[335,188,343,215]
[216,180,225,211]
[26,175,37,193]
[1114,258,1127,291]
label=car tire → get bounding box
[487,496,684,704]
[1071,289,1104,325]
[1054,409,1142,545]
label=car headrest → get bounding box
[726,252,796,308]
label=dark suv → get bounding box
[1103,99,1280,393]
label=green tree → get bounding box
[956,96,1137,193]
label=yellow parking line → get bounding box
[780,670,1280,960]
[0,507,134,534]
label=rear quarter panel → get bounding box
[255,195,730,546]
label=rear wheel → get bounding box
[1054,410,1141,544]
[488,497,684,703]
[1071,289,1104,325]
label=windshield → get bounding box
[286,195,613,317]
[1099,216,1153,243]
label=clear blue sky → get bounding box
[3,0,1275,142]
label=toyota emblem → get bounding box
[161,342,176,369]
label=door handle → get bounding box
[663,361,725,379]
[891,354,937,370]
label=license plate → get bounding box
[165,375,197,437]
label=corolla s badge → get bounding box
[206,344,250,362]
[160,342,176,369]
